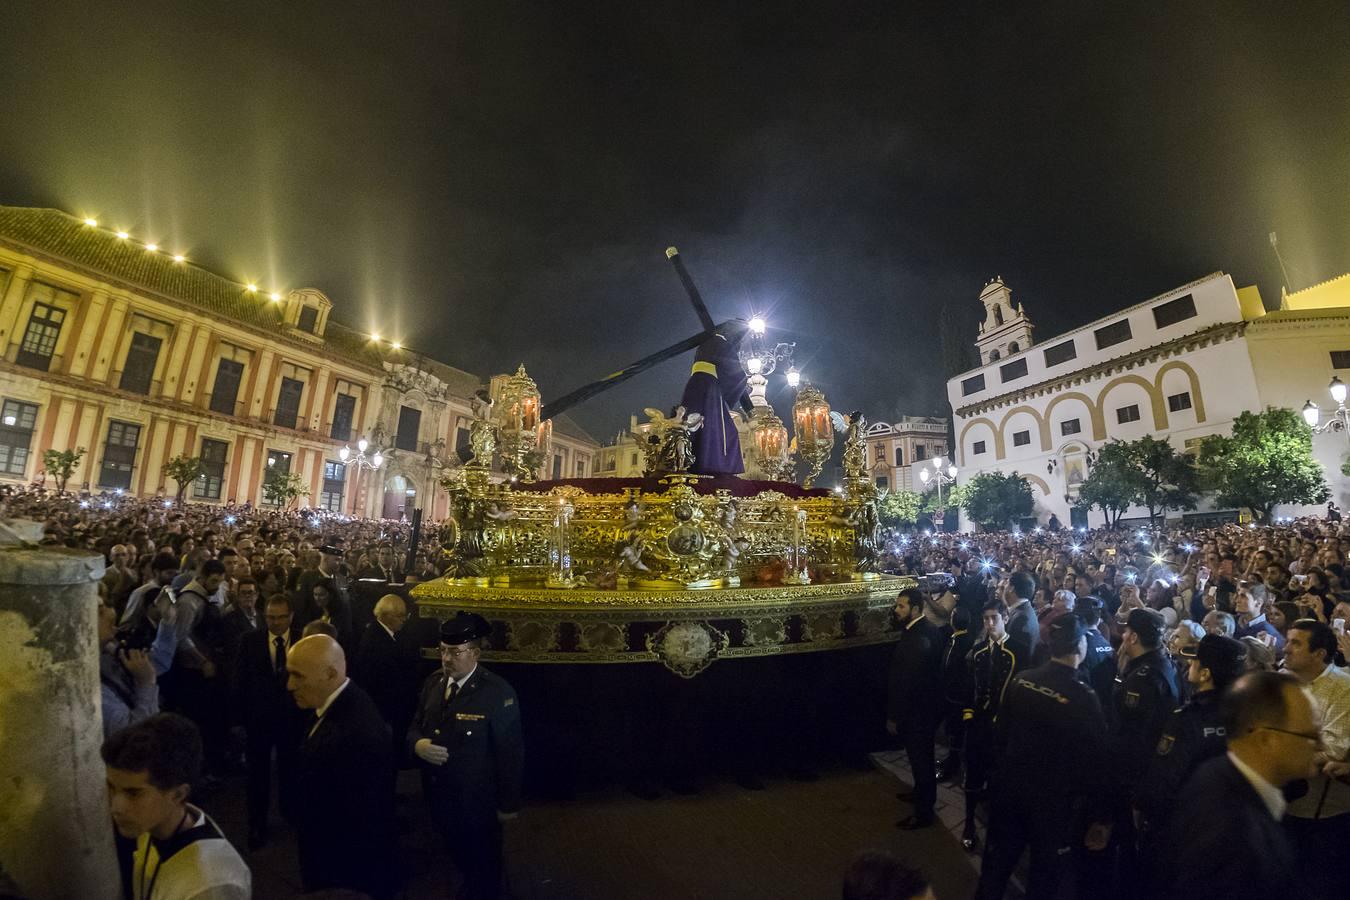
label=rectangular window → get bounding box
[972,440,987,455]
[1094,319,1133,350]
[1012,430,1031,447]
[297,305,319,334]
[1061,418,1082,436]
[1330,351,1350,370]
[1152,294,1197,329]
[894,446,904,466]
[875,476,889,490]
[98,421,141,490]
[961,373,986,396]
[0,399,39,476]
[395,405,421,451]
[576,459,587,477]
[319,461,345,512]
[209,359,244,416]
[1043,340,1077,368]
[118,332,162,395]
[999,357,1028,383]
[914,445,927,461]
[1117,404,1141,424]
[329,393,355,441]
[552,453,563,480]
[1167,392,1193,412]
[455,426,472,459]
[273,376,304,430]
[630,452,638,468]
[263,450,292,507]
[17,301,65,371]
[194,438,228,500]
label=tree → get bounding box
[963,471,1033,530]
[1078,437,1198,526]
[878,489,923,527]
[1197,408,1328,522]
[162,454,205,505]
[262,471,311,509]
[42,447,85,493]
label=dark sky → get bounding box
[2,1,1348,440]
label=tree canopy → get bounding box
[1197,408,1328,522]
[963,471,1033,530]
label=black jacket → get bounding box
[295,682,395,895]
[231,626,302,732]
[1006,598,1039,659]
[1161,755,1303,900]
[1134,689,1227,831]
[965,635,1023,723]
[941,627,977,706]
[887,616,944,727]
[354,623,423,747]
[408,665,525,824]
[1111,648,1180,793]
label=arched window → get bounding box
[994,305,1005,325]
[989,349,1001,361]
[1008,341,1020,353]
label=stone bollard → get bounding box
[0,520,118,899]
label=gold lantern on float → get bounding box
[793,383,834,488]
[750,407,792,482]
[534,418,554,481]
[496,365,542,482]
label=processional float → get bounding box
[411,249,913,679]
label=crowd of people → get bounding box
[11,479,1350,899]
[882,514,1350,899]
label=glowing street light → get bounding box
[1304,376,1350,436]
[786,367,801,387]
[173,254,186,263]
[115,230,129,240]
[145,243,158,252]
[83,217,98,227]
[748,316,766,334]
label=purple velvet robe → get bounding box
[679,332,750,476]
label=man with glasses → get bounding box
[1161,671,1319,898]
[410,612,524,900]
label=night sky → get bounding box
[2,1,1347,440]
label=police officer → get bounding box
[974,615,1109,900]
[1076,597,1116,708]
[961,599,1023,853]
[1133,634,1246,871]
[409,613,524,900]
[937,606,977,784]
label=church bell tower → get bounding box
[975,277,1034,365]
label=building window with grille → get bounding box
[999,357,1028,383]
[972,440,987,455]
[1094,319,1133,350]
[395,406,421,451]
[319,461,345,512]
[1061,418,1082,436]
[914,445,927,461]
[119,333,163,395]
[961,374,986,396]
[331,393,356,441]
[1330,351,1350,370]
[0,400,38,477]
[894,446,904,466]
[194,438,228,500]
[210,358,244,416]
[1012,430,1031,447]
[1167,392,1193,412]
[1117,404,1141,424]
[17,301,65,371]
[576,459,588,477]
[1043,340,1077,368]
[99,421,141,490]
[1152,294,1197,329]
[274,377,304,430]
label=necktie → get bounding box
[445,679,460,704]
[274,636,287,674]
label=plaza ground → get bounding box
[212,754,980,899]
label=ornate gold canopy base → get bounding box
[410,574,913,678]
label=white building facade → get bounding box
[946,271,1350,529]
[862,417,950,492]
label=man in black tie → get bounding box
[354,593,423,768]
[358,545,406,584]
[886,588,945,830]
[287,634,395,897]
[231,593,301,850]
[410,613,524,900]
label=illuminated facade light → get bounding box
[270,292,281,301]
[246,283,258,292]
[83,217,98,227]
[145,243,158,252]
[370,332,380,342]
[115,231,129,240]
[391,341,402,350]
[748,316,767,334]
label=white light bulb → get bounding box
[115,231,129,240]
[1303,401,1320,427]
[748,316,766,334]
[933,455,944,469]
[948,464,958,478]
[145,243,158,252]
[786,368,801,387]
[270,292,281,301]
[391,341,402,350]
[83,217,98,227]
[246,283,258,292]
[1332,378,1348,405]
[173,254,185,263]
[339,447,350,461]
[370,332,381,343]
[358,439,368,453]
[920,469,930,483]
[746,357,763,374]
[372,453,384,468]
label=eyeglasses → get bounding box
[439,645,475,658]
[1256,725,1322,746]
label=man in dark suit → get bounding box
[1161,671,1319,899]
[1002,571,1039,660]
[357,544,406,584]
[287,633,395,897]
[354,593,423,768]
[218,576,261,679]
[231,593,301,849]
[410,613,524,900]
[886,588,945,829]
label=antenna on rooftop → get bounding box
[1270,231,1294,296]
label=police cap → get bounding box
[1047,614,1089,656]
[440,611,491,645]
[1180,633,1246,684]
[1125,607,1165,643]
[318,544,342,557]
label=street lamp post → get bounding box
[919,455,959,529]
[1302,376,1350,437]
[338,437,385,517]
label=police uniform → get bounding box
[408,614,524,900]
[975,617,1109,900]
[1076,599,1116,709]
[961,632,1022,848]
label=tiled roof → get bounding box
[0,205,387,367]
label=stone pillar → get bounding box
[0,521,117,899]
